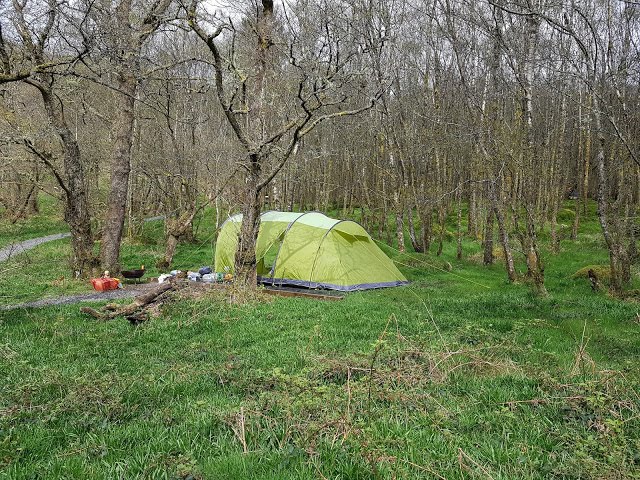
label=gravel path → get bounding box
[1,283,157,311]
[0,232,71,263]
[1,283,344,311]
[0,215,165,264]
[0,216,172,311]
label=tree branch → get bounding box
[187,0,252,153]
[22,139,70,197]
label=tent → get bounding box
[215,211,408,291]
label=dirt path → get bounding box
[1,284,157,311]
[0,233,71,263]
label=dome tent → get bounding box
[215,211,408,291]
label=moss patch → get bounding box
[573,264,611,281]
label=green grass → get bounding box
[0,200,217,305]
[1,199,639,479]
[0,195,68,249]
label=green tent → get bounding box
[215,211,408,291]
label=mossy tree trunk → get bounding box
[234,159,263,287]
[2,0,98,276]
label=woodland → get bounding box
[1,0,640,478]
[0,0,637,296]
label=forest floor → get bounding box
[1,197,639,479]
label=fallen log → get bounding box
[263,288,343,301]
[81,282,175,321]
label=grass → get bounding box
[0,202,217,305]
[0,195,68,250]
[1,198,639,479]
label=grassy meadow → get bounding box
[1,199,639,479]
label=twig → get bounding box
[239,407,247,454]
[499,395,586,406]
[368,314,394,410]
[402,459,447,480]
[312,461,328,480]
[458,448,495,480]
[345,366,352,433]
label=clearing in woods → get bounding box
[1,199,639,479]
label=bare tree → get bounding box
[95,0,175,273]
[0,0,97,275]
[188,0,379,288]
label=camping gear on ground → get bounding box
[91,277,121,291]
[121,265,145,282]
[158,273,175,284]
[201,272,225,283]
[158,270,186,283]
[215,211,408,291]
[199,266,212,275]
[187,271,202,282]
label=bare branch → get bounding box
[22,139,70,196]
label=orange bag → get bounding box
[91,278,120,291]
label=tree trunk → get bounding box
[101,75,137,273]
[437,205,445,256]
[456,186,463,260]
[483,204,495,265]
[394,192,405,253]
[40,85,96,276]
[25,163,39,215]
[592,90,626,295]
[10,183,37,223]
[421,207,432,253]
[571,93,584,240]
[550,198,560,254]
[571,203,581,241]
[525,212,547,296]
[162,234,179,270]
[582,94,592,215]
[158,212,197,269]
[234,159,262,288]
[467,181,477,238]
[628,220,638,265]
[495,203,517,282]
[550,93,567,254]
[521,15,546,296]
[379,177,388,241]
[407,205,423,253]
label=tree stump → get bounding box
[587,269,601,292]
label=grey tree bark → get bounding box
[2,0,97,275]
